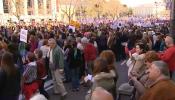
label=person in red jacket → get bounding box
[158,35,175,81]
[81,37,97,75]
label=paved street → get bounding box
[45,61,129,100]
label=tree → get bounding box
[59,0,79,23]
[102,0,121,19]
[9,0,24,21]
[83,0,128,20]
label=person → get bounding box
[63,39,72,83]
[34,49,49,99]
[86,58,115,100]
[91,87,114,100]
[99,50,118,98]
[81,37,97,75]
[140,61,175,100]
[40,39,50,59]
[40,39,50,78]
[158,35,175,81]
[76,37,84,51]
[22,52,38,100]
[48,38,67,99]
[69,39,82,91]
[0,52,21,100]
[128,42,148,77]
[28,34,38,52]
[130,51,160,99]
[99,50,117,79]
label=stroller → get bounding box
[117,71,148,100]
[117,80,136,100]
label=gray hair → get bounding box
[152,61,170,77]
[48,38,56,44]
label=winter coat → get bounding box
[69,48,82,69]
[159,46,175,72]
[50,45,64,70]
[92,70,116,98]
[83,43,97,62]
[140,79,175,100]
[129,53,146,77]
[0,67,21,100]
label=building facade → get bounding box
[132,2,169,19]
[0,0,59,24]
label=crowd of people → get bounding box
[0,21,175,100]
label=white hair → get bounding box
[81,37,89,44]
[30,93,47,100]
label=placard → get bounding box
[20,29,28,43]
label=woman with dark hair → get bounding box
[130,51,160,99]
[128,42,148,77]
[0,52,21,100]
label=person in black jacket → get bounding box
[69,39,82,91]
[0,52,21,100]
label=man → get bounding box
[48,38,67,99]
[81,37,97,75]
[91,87,113,100]
[159,35,175,81]
[140,61,175,100]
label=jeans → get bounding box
[71,67,80,89]
[64,61,71,81]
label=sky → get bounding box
[120,0,159,7]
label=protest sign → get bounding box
[20,29,28,43]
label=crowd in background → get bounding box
[0,21,175,100]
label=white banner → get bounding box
[20,29,28,43]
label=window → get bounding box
[38,0,43,9]
[3,0,9,13]
[28,11,33,15]
[28,0,32,8]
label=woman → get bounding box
[22,52,38,100]
[86,57,115,100]
[130,51,160,100]
[0,52,21,100]
[99,50,117,79]
[128,42,148,77]
[99,50,118,98]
